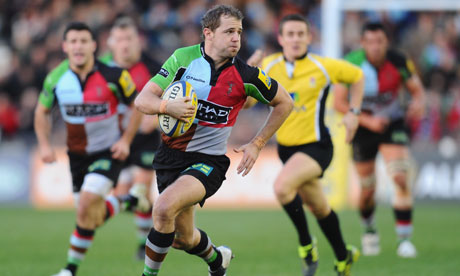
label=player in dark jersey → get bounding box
[100,16,162,260]
[34,22,144,276]
[134,5,293,276]
[334,22,425,258]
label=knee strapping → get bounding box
[81,173,113,197]
[360,174,376,188]
[386,159,411,177]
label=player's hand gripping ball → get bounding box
[158,80,198,137]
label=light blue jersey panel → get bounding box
[55,70,85,124]
[361,61,379,97]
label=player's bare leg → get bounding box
[380,144,416,258]
[355,160,380,256]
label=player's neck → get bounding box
[70,58,95,81]
[204,43,230,70]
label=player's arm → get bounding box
[242,49,265,109]
[235,79,293,176]
[328,58,364,142]
[111,69,142,160]
[34,102,55,163]
[405,74,426,121]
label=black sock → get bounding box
[317,210,347,261]
[282,194,311,246]
[360,205,375,220]
[186,229,222,271]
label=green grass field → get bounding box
[1,202,459,276]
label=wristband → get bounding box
[349,107,361,115]
[159,100,168,114]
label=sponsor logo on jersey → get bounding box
[309,77,316,88]
[257,68,272,89]
[159,68,170,78]
[119,70,135,98]
[196,100,232,124]
[185,75,206,83]
[227,82,234,95]
[64,103,109,117]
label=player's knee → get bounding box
[360,173,376,189]
[81,173,113,197]
[273,180,292,203]
[393,172,409,191]
[152,199,176,222]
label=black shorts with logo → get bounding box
[352,119,410,162]
[153,144,230,206]
[124,129,161,170]
[277,138,333,177]
[68,149,124,193]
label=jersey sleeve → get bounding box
[323,57,363,85]
[240,63,278,104]
[150,50,182,90]
[38,74,56,109]
[117,69,137,104]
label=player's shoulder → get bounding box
[96,60,125,82]
[261,52,283,71]
[386,48,409,67]
[173,44,202,59]
[343,49,366,64]
[44,59,70,88]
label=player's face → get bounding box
[210,15,242,59]
[109,27,141,65]
[278,21,310,61]
[63,30,96,68]
[361,30,388,65]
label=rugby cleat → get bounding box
[298,237,319,276]
[361,231,380,256]
[397,240,417,258]
[51,269,72,276]
[209,246,234,276]
[335,245,360,276]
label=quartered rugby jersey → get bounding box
[345,49,415,119]
[151,42,278,155]
[262,52,362,146]
[38,60,137,154]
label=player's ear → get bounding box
[203,28,212,40]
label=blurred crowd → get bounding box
[0,0,459,148]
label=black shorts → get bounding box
[124,129,161,170]
[153,144,230,206]
[68,150,124,193]
[352,119,410,162]
[277,138,333,177]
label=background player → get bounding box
[34,22,144,276]
[100,16,162,260]
[134,5,293,276]
[255,14,364,276]
[334,22,425,258]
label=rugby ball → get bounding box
[158,80,198,137]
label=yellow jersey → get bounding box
[262,52,363,146]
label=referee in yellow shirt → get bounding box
[251,14,364,276]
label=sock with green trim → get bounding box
[65,225,95,275]
[186,229,223,271]
[143,229,174,276]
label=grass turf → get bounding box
[0,202,459,276]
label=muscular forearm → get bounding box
[120,107,143,144]
[252,98,293,147]
[349,77,364,111]
[135,82,163,115]
[34,105,52,148]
